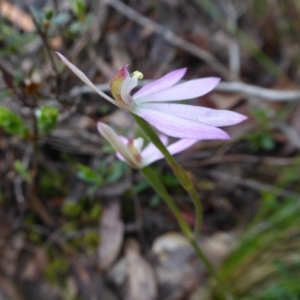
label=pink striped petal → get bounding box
[132,107,230,140]
[139,103,247,127]
[136,77,220,103]
[56,52,122,108]
[97,123,139,168]
[133,68,187,101]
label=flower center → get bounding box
[127,139,142,163]
[132,71,144,80]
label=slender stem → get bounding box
[140,166,192,238]
[26,97,55,227]
[140,166,234,300]
[132,113,203,234]
[188,187,202,234]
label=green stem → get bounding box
[141,166,234,300]
[132,113,203,234]
[141,166,192,238]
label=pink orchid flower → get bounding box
[57,53,247,140]
[97,122,197,168]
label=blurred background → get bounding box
[1,0,300,299]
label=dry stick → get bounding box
[104,0,232,80]
[69,0,108,59]
[216,82,300,102]
[276,121,300,150]
[69,80,300,102]
[30,13,60,98]
[181,154,299,167]
[208,170,300,199]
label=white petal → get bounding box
[167,139,198,155]
[133,137,144,152]
[133,68,187,101]
[121,77,137,106]
[139,103,247,127]
[141,138,197,167]
[136,77,220,103]
[132,107,230,140]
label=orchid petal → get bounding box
[118,136,129,144]
[116,152,126,162]
[136,77,220,103]
[133,68,187,101]
[141,151,164,166]
[139,103,247,127]
[133,107,230,140]
[141,138,197,167]
[121,76,137,106]
[167,139,198,155]
[133,137,144,151]
[141,135,168,158]
[56,52,122,108]
[97,123,139,168]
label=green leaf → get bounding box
[76,164,103,185]
[13,160,32,183]
[51,12,71,26]
[44,7,54,20]
[61,201,83,217]
[106,161,127,183]
[0,106,29,138]
[36,106,59,134]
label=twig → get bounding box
[209,170,300,199]
[69,0,108,58]
[104,0,232,79]
[88,48,115,80]
[180,154,299,167]
[224,0,242,78]
[69,79,300,102]
[30,12,60,98]
[216,82,300,101]
[276,121,300,150]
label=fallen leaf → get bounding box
[0,1,34,32]
[152,233,200,300]
[200,232,237,267]
[152,232,190,263]
[125,239,157,300]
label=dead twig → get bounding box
[30,12,60,98]
[216,82,300,102]
[69,79,300,102]
[209,170,300,199]
[69,0,108,58]
[181,154,299,167]
[276,121,300,150]
[104,0,232,79]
